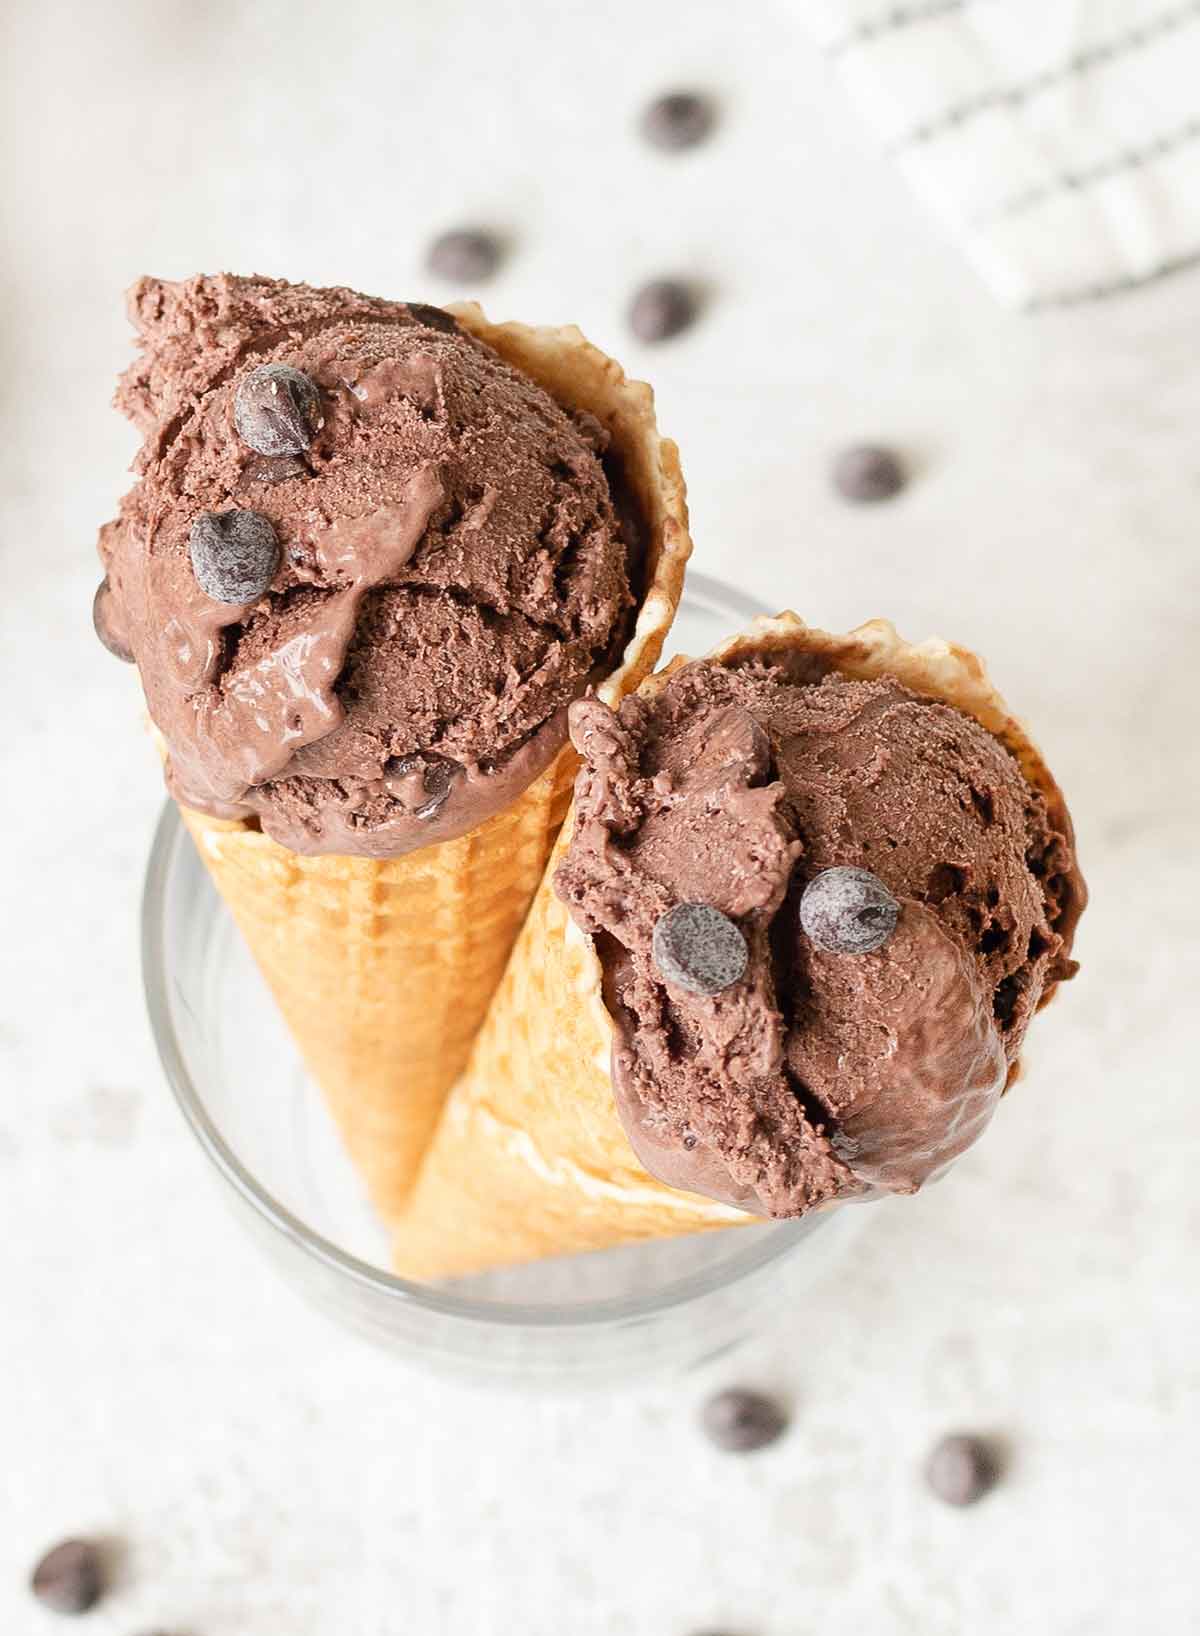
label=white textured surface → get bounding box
[2,2,1198,1632]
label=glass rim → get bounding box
[141,571,812,1331]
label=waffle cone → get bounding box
[392,613,1086,1278]
[175,306,692,1223]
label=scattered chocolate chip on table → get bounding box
[30,1538,105,1615]
[925,1433,999,1506]
[640,90,715,151]
[426,227,502,282]
[832,443,907,504]
[701,1388,789,1453]
[629,279,697,343]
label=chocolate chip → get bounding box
[799,867,899,955]
[925,1434,999,1506]
[30,1539,104,1614]
[653,903,748,996]
[405,302,462,334]
[240,454,307,486]
[629,279,697,343]
[832,443,906,504]
[701,1388,788,1453]
[188,509,280,604]
[426,228,501,283]
[641,90,715,151]
[384,753,459,819]
[92,578,134,662]
[234,364,321,457]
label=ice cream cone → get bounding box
[175,306,691,1223]
[392,613,1085,1278]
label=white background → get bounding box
[2,2,1197,1631]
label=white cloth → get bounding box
[805,0,1200,306]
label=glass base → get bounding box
[143,575,867,1384]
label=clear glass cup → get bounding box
[142,574,863,1386]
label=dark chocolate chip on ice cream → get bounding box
[799,866,899,954]
[653,903,749,996]
[233,362,322,456]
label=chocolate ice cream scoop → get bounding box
[554,619,1085,1216]
[97,274,637,856]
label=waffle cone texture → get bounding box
[392,613,1086,1278]
[176,306,692,1224]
